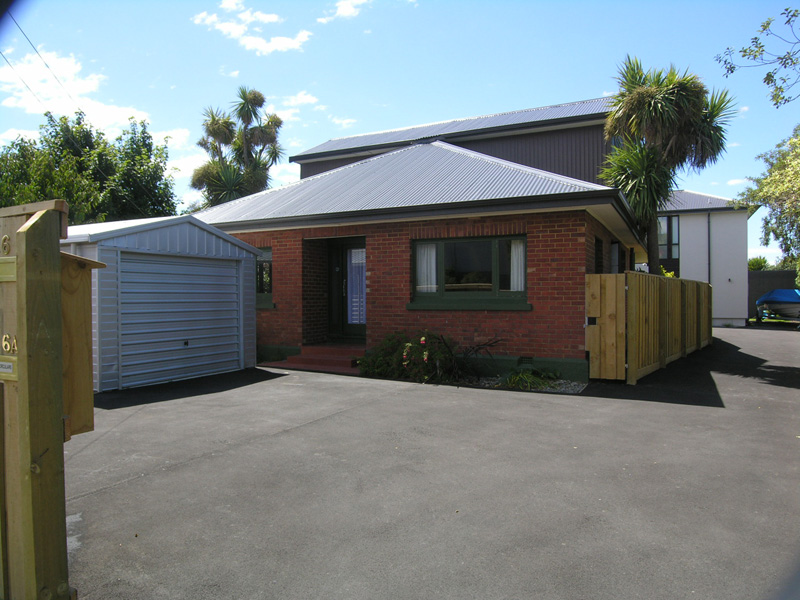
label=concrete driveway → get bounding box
[65,326,800,600]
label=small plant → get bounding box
[359,331,499,385]
[497,368,559,391]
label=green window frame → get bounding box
[408,236,531,311]
[256,247,274,309]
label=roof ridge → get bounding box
[672,189,734,201]
[318,97,611,145]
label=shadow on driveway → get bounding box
[583,329,800,408]
[94,368,286,410]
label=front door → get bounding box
[329,238,366,340]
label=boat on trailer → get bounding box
[755,288,800,321]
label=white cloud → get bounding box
[284,90,318,106]
[0,127,39,143]
[168,150,208,181]
[331,116,356,128]
[239,30,312,56]
[219,0,244,11]
[238,9,282,25]
[270,163,300,187]
[318,0,371,24]
[153,128,191,150]
[313,105,327,111]
[727,179,748,186]
[728,141,741,147]
[219,67,239,78]
[215,21,248,38]
[193,7,307,57]
[602,90,616,97]
[287,138,304,148]
[276,107,301,122]
[0,50,148,134]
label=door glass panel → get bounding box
[347,248,366,325]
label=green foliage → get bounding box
[0,111,176,224]
[749,256,770,271]
[716,8,800,107]
[497,368,558,391]
[738,124,800,263]
[358,332,498,384]
[358,332,460,384]
[602,56,734,272]
[191,87,283,208]
[660,265,676,277]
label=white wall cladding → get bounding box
[63,216,258,391]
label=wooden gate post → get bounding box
[0,201,75,600]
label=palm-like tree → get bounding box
[602,56,735,272]
[191,87,284,208]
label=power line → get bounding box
[6,11,83,112]
[2,13,171,220]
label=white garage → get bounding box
[62,215,259,391]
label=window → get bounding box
[410,237,530,310]
[256,248,273,308]
[594,237,604,273]
[658,216,679,259]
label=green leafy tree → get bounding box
[737,124,800,280]
[601,56,735,272]
[716,8,800,107]
[748,256,769,271]
[0,111,176,224]
[191,87,283,208]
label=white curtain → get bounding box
[510,240,525,292]
[416,243,437,293]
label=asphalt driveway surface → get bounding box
[64,326,800,600]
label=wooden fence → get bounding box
[586,272,712,384]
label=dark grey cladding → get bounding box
[291,98,613,161]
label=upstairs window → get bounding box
[410,237,529,310]
[658,216,679,260]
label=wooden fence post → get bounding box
[1,202,76,600]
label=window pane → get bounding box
[415,243,437,293]
[257,248,272,294]
[671,216,679,244]
[444,240,492,292]
[657,217,668,246]
[499,239,525,291]
[659,245,667,260]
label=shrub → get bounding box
[359,331,497,384]
[497,368,559,391]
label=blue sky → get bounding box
[0,0,797,263]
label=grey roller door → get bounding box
[119,253,241,388]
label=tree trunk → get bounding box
[646,217,661,274]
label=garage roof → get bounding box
[63,214,258,253]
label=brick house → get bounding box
[196,98,646,381]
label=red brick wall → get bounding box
[235,212,629,361]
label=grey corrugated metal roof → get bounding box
[63,214,258,253]
[195,141,615,228]
[291,97,613,161]
[660,190,739,213]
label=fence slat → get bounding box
[587,272,712,384]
